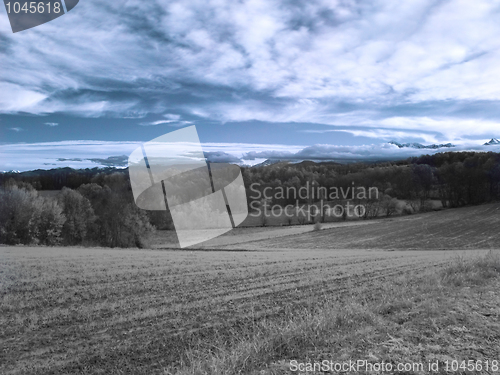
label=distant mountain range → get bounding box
[390,138,500,148]
[389,141,456,149]
[484,138,500,146]
[248,139,500,168]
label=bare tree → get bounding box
[380,195,398,217]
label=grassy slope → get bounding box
[234,203,500,250]
[174,252,500,375]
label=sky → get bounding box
[1,0,500,170]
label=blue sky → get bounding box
[1,0,500,170]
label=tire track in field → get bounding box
[102,258,443,344]
[1,247,485,375]
[2,252,453,331]
[98,254,451,338]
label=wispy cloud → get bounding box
[138,120,192,126]
[138,114,192,126]
[139,120,177,126]
[1,0,500,141]
[163,114,181,121]
[44,122,59,127]
[301,127,441,144]
[8,127,22,132]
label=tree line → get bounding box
[0,174,159,247]
[242,152,500,210]
[1,151,499,247]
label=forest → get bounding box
[1,151,499,247]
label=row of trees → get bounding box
[0,174,155,247]
[243,152,500,210]
[0,167,119,190]
[4,152,499,212]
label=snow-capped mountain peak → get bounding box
[484,138,500,146]
[389,141,455,149]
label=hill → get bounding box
[225,203,500,250]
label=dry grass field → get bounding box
[1,204,500,374]
[217,203,500,250]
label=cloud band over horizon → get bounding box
[1,139,499,172]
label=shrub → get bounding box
[402,207,413,215]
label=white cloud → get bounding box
[0,83,47,113]
[138,113,192,126]
[375,117,500,140]
[243,142,500,162]
[139,120,177,126]
[302,128,440,144]
[0,140,304,171]
[1,0,500,141]
[163,114,181,121]
[139,120,192,126]
[0,141,140,171]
